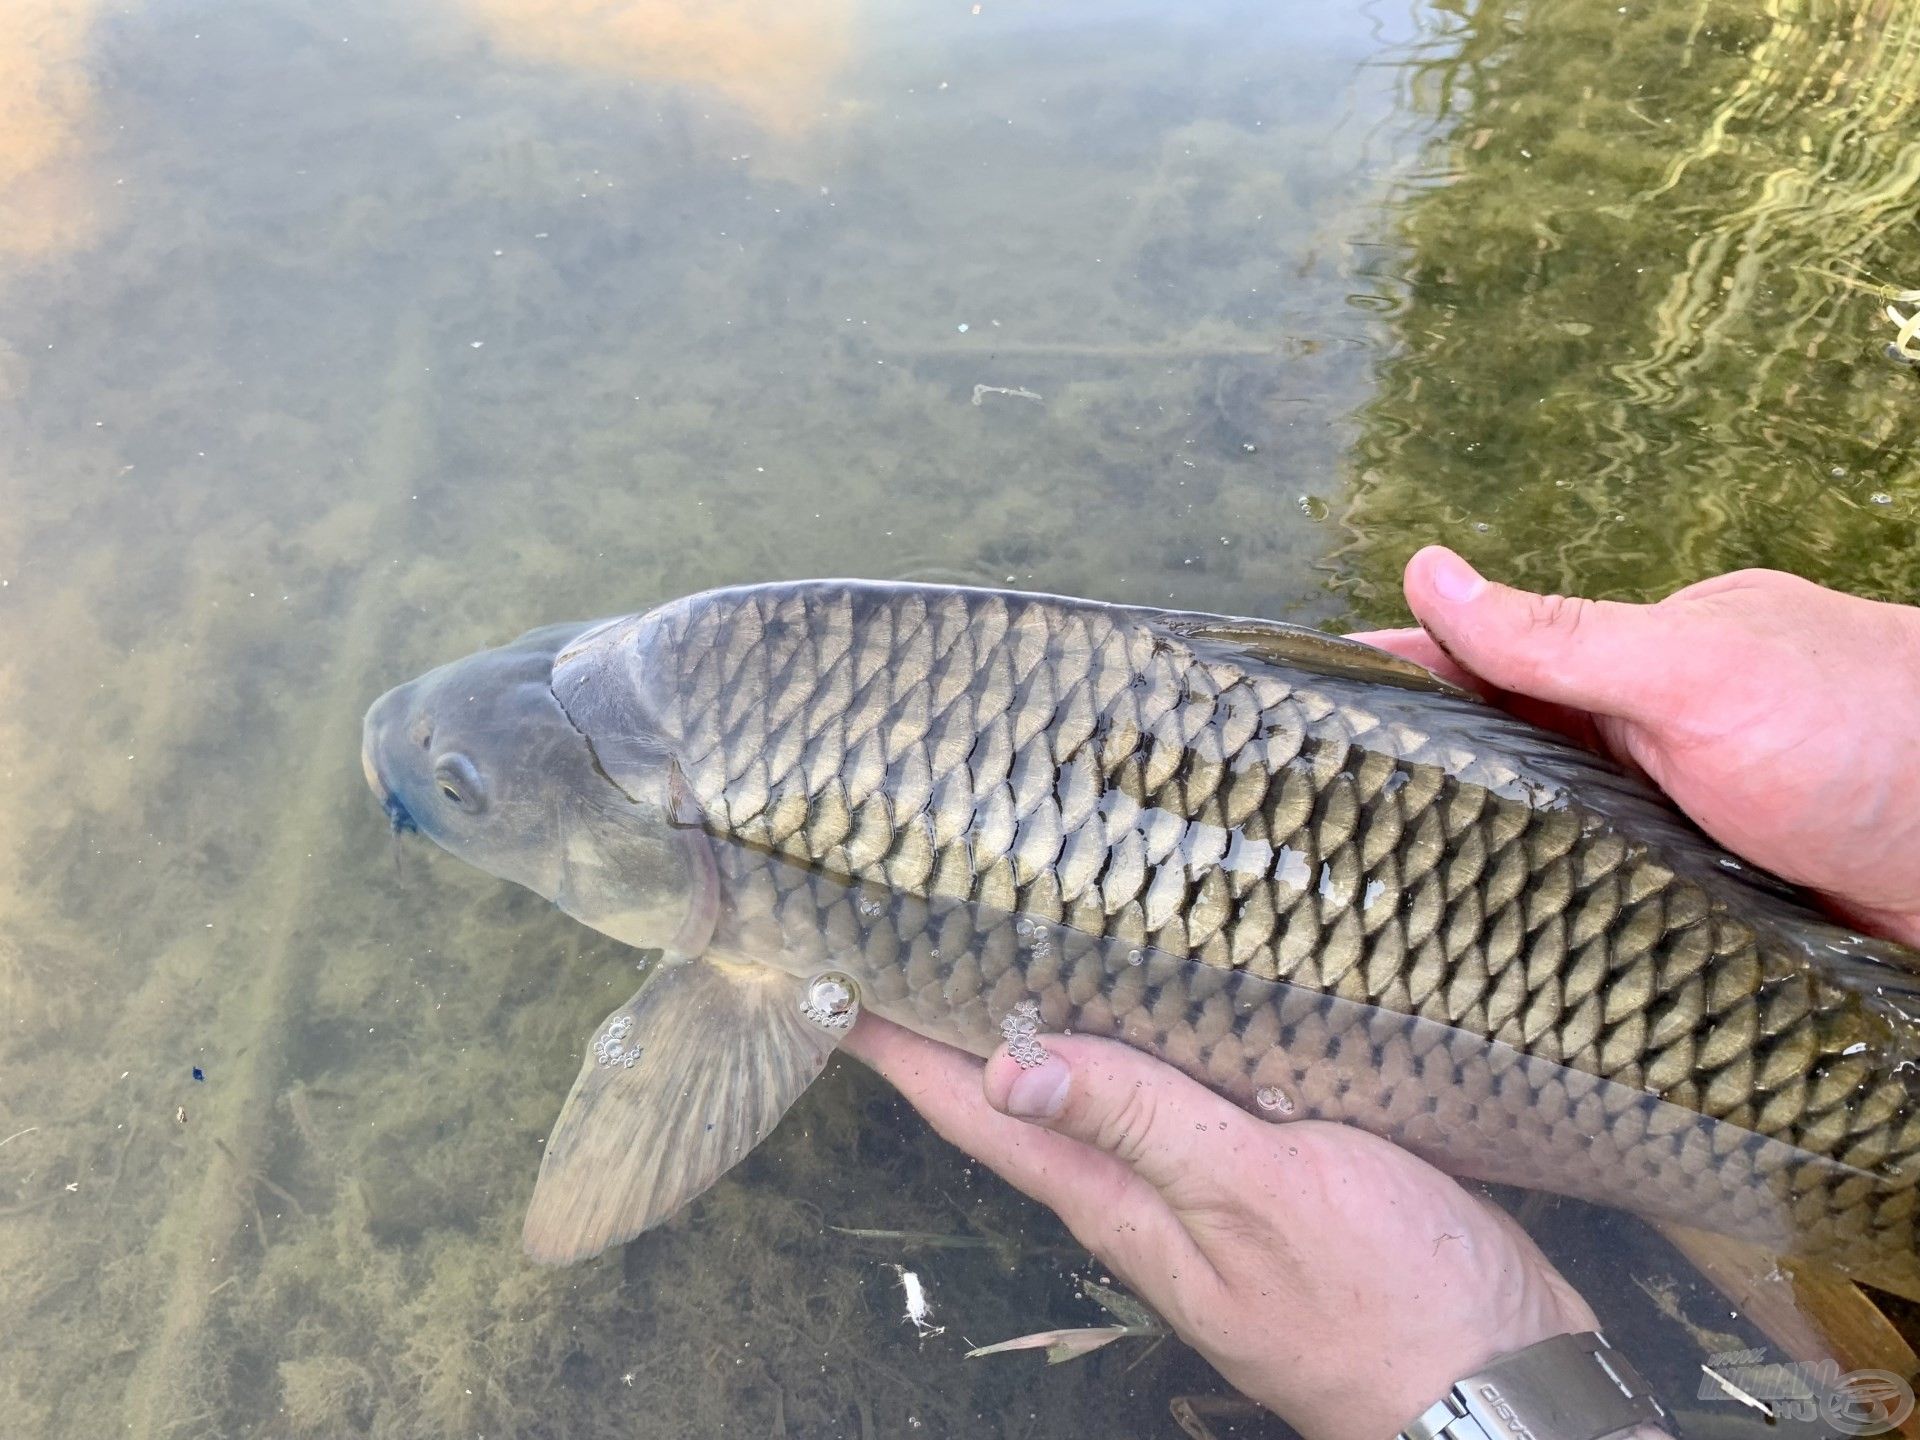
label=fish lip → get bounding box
[362,714,419,834]
[382,790,419,835]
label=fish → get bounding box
[360,581,1920,1295]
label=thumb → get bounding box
[984,1034,1256,1204]
[1403,546,1679,724]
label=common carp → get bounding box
[360,582,1920,1295]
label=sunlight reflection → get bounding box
[0,0,104,260]
[460,0,854,134]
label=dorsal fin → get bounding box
[1158,614,1474,697]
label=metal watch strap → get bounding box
[1398,1332,1666,1440]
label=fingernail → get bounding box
[1002,1056,1070,1119]
[1428,549,1486,604]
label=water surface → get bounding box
[2,1,1916,1436]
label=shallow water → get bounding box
[1,0,1916,1436]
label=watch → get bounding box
[1397,1332,1667,1440]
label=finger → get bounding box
[841,1015,1139,1210]
[1348,621,1609,753]
[1402,546,1683,725]
[843,1017,1209,1277]
[982,1032,1266,1209]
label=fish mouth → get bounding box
[361,720,418,834]
[382,789,419,835]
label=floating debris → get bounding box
[1809,269,1920,366]
[967,1280,1165,1364]
[891,1265,944,1337]
[971,383,1043,407]
[967,1326,1135,1363]
[1886,290,1920,365]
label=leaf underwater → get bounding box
[966,1327,1146,1364]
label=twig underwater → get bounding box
[829,1225,1001,1250]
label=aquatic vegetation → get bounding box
[276,1355,379,1436]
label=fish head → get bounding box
[362,620,715,957]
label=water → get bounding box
[1,1,1915,1436]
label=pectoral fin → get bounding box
[523,959,842,1264]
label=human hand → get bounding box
[1351,547,1920,948]
[841,1017,1596,1440]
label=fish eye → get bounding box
[432,753,487,813]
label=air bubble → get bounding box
[1125,948,1145,966]
[800,973,860,1033]
[1000,999,1049,1069]
[1255,1085,1296,1118]
[593,1014,642,1068]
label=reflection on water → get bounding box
[0,0,1913,1435]
[1341,0,1920,613]
[462,0,854,136]
[0,0,104,260]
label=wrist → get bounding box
[1390,1333,1667,1440]
[1388,1275,1600,1427]
[1283,1299,1597,1440]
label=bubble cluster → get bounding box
[1255,1085,1296,1118]
[592,1014,642,1069]
[800,972,860,1033]
[1000,999,1050,1069]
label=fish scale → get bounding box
[596,580,1920,1292]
